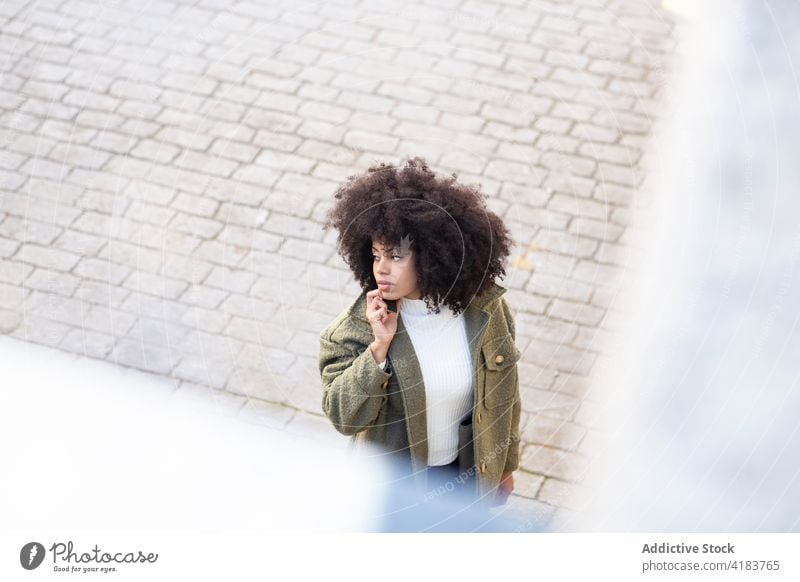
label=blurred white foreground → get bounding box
[579,0,800,531]
[0,334,533,532]
[0,334,387,532]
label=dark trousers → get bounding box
[424,415,478,502]
[426,457,460,488]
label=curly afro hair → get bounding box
[322,157,513,316]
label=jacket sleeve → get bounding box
[500,296,522,473]
[319,324,393,436]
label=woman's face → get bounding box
[371,238,421,300]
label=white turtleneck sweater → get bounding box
[381,296,474,466]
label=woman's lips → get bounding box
[378,282,392,290]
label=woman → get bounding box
[318,157,522,511]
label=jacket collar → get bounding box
[349,282,507,474]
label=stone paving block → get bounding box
[128,223,201,256]
[525,337,597,377]
[113,337,179,376]
[594,240,634,267]
[218,291,279,323]
[208,139,259,164]
[0,307,22,333]
[80,304,138,337]
[572,259,625,286]
[179,283,228,310]
[72,211,120,238]
[52,229,106,256]
[0,237,20,259]
[231,161,282,189]
[246,250,306,281]
[194,240,248,268]
[176,303,230,335]
[172,354,233,388]
[24,177,84,204]
[174,151,238,178]
[548,192,610,221]
[125,200,176,227]
[60,327,116,359]
[283,382,323,414]
[510,469,546,500]
[278,238,333,264]
[520,385,582,421]
[503,288,548,316]
[127,315,192,348]
[287,329,323,359]
[204,265,257,295]
[495,142,541,165]
[159,252,214,285]
[17,243,81,272]
[215,224,276,251]
[233,343,295,377]
[534,228,599,258]
[279,306,339,335]
[571,324,619,354]
[75,279,130,308]
[225,316,294,349]
[517,311,579,345]
[568,219,623,249]
[0,281,28,311]
[73,257,131,286]
[226,366,290,405]
[550,371,593,400]
[608,205,638,229]
[119,290,186,319]
[521,444,591,482]
[2,194,81,226]
[0,169,26,192]
[531,251,577,278]
[11,313,71,348]
[586,281,620,311]
[521,414,587,451]
[548,298,605,327]
[0,218,62,248]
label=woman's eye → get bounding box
[373,255,401,261]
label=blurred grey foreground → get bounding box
[0,335,536,532]
[580,0,800,531]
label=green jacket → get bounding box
[318,282,522,506]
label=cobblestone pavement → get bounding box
[0,0,680,526]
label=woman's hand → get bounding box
[365,289,398,358]
[492,471,514,506]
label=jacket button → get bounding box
[480,462,486,473]
[477,412,482,424]
[495,354,504,364]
